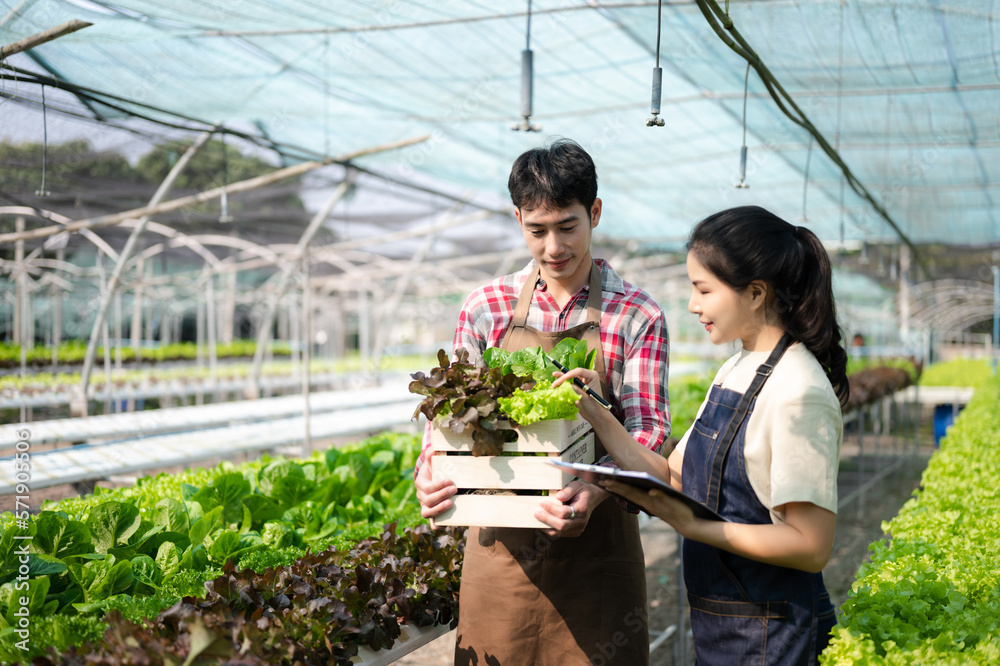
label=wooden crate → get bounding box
[429,414,592,453]
[432,431,596,529]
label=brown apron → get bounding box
[455,262,649,666]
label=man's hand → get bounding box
[415,457,457,529]
[535,480,610,537]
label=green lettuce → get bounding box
[487,338,596,424]
[497,380,581,425]
[483,337,595,384]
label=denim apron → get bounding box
[455,262,649,666]
[681,334,836,665]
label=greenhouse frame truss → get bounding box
[1,0,999,413]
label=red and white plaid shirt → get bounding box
[416,258,671,473]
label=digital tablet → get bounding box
[550,460,726,522]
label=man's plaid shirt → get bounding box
[416,258,670,474]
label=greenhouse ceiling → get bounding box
[0,0,998,249]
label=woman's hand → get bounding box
[600,479,699,536]
[602,479,837,573]
[414,456,457,529]
[551,367,614,426]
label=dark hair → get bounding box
[508,138,598,211]
[687,205,850,408]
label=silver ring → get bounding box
[568,506,577,520]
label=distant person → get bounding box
[414,139,670,665]
[559,206,846,664]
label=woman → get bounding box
[556,206,847,664]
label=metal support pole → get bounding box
[49,283,58,367]
[132,257,144,367]
[223,270,236,344]
[114,289,123,372]
[15,216,27,423]
[196,282,205,406]
[97,255,113,414]
[144,268,155,344]
[288,294,300,378]
[333,297,345,360]
[302,250,312,457]
[359,287,371,375]
[13,217,24,346]
[856,409,865,520]
[52,246,63,368]
[206,272,219,401]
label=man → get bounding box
[415,138,670,665]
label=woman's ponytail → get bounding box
[787,227,850,408]
[688,206,850,408]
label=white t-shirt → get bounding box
[675,342,843,524]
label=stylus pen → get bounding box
[545,355,613,410]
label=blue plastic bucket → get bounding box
[933,404,957,446]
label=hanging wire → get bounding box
[646,0,665,127]
[512,0,540,131]
[36,85,51,197]
[526,0,532,49]
[694,0,925,276]
[734,62,750,188]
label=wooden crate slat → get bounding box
[434,433,595,489]
[434,494,555,529]
[430,415,592,453]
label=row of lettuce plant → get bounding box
[821,375,1000,664]
[0,341,434,373]
[0,355,436,402]
[0,340,290,368]
[0,362,327,401]
[0,432,466,663]
[918,358,992,389]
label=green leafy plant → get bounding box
[483,337,595,385]
[51,523,464,666]
[821,376,1000,664]
[488,338,596,426]
[919,358,992,388]
[0,432,427,661]
[409,348,532,456]
[666,371,716,442]
[497,382,580,425]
